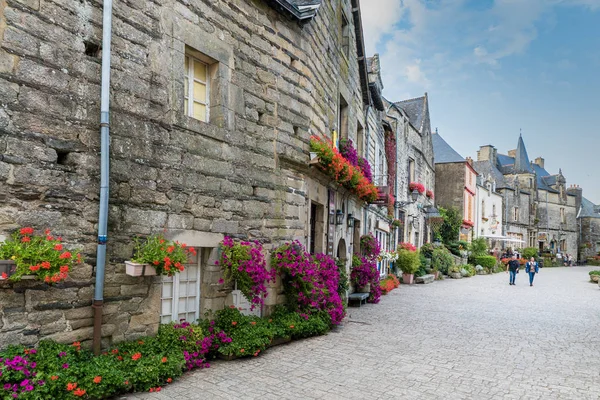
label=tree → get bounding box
[438,206,462,246]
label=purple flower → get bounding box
[62,363,69,369]
[58,352,66,358]
[4,384,12,390]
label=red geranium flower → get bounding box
[20,227,34,235]
[66,382,77,391]
[21,237,31,243]
[41,261,51,269]
[93,376,102,384]
[73,388,86,397]
[131,352,142,361]
[59,252,72,259]
[54,244,63,251]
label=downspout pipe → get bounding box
[93,0,113,356]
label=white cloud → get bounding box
[360,0,405,54]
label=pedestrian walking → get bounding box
[525,257,539,286]
[506,255,520,285]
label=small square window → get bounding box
[184,53,210,122]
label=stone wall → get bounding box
[0,0,367,349]
[580,217,600,260]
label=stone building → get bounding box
[474,136,578,256]
[432,131,477,242]
[384,94,435,249]
[569,186,600,261]
[474,174,503,250]
[0,0,375,348]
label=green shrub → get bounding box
[522,247,538,259]
[463,264,476,277]
[397,249,420,274]
[588,270,600,276]
[587,259,600,266]
[469,238,488,257]
[474,255,497,269]
[420,243,435,259]
[432,247,454,275]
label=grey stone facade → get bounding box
[474,137,578,257]
[571,187,600,261]
[0,0,374,348]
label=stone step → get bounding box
[415,274,435,284]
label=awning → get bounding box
[478,235,525,244]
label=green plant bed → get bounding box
[586,259,600,266]
[0,307,335,398]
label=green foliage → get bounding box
[469,238,488,260]
[446,240,469,257]
[132,234,190,276]
[419,243,435,259]
[588,270,600,276]
[438,207,462,246]
[336,258,349,298]
[475,256,497,269]
[396,249,420,274]
[431,247,454,275]
[462,264,476,277]
[587,259,600,266]
[522,247,538,259]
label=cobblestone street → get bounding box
[125,267,600,400]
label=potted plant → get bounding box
[409,182,426,194]
[589,270,600,283]
[127,234,194,276]
[396,248,420,284]
[0,227,82,283]
[350,256,376,293]
[426,189,434,199]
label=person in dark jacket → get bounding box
[525,257,539,286]
[506,255,520,285]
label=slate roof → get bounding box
[514,135,533,173]
[472,160,507,188]
[395,96,426,132]
[271,0,321,21]
[432,132,465,164]
[579,197,600,219]
[531,164,559,193]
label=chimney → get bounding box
[465,156,473,166]
[477,145,497,164]
[534,157,544,168]
[507,149,516,158]
[567,184,583,212]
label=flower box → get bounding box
[125,261,157,277]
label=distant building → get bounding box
[474,174,504,251]
[432,131,477,242]
[569,186,600,261]
[474,136,578,257]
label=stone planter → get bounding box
[590,274,600,283]
[125,261,157,277]
[450,272,463,279]
[0,260,16,279]
[433,271,440,280]
[356,283,371,293]
[402,273,414,285]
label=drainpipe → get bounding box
[93,0,114,356]
[363,105,371,236]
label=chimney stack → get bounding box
[508,149,516,158]
[534,157,544,169]
[477,145,497,164]
[466,156,473,166]
[567,184,583,211]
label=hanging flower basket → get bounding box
[125,261,157,277]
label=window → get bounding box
[338,95,349,143]
[514,207,519,222]
[408,158,415,183]
[529,231,537,247]
[469,171,473,186]
[161,250,201,324]
[492,204,496,217]
[529,178,533,188]
[560,208,566,224]
[376,230,388,278]
[341,13,350,58]
[481,200,486,218]
[185,53,209,122]
[378,149,384,186]
[468,196,473,221]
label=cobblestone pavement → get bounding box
[124,267,600,400]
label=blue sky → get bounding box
[361,0,600,204]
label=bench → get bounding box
[348,292,369,307]
[415,274,435,284]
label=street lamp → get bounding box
[397,189,420,207]
[335,209,344,226]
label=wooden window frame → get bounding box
[185,54,210,122]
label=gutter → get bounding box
[93,0,113,356]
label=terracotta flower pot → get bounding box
[125,261,157,276]
[402,273,414,285]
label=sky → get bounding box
[361,0,600,204]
